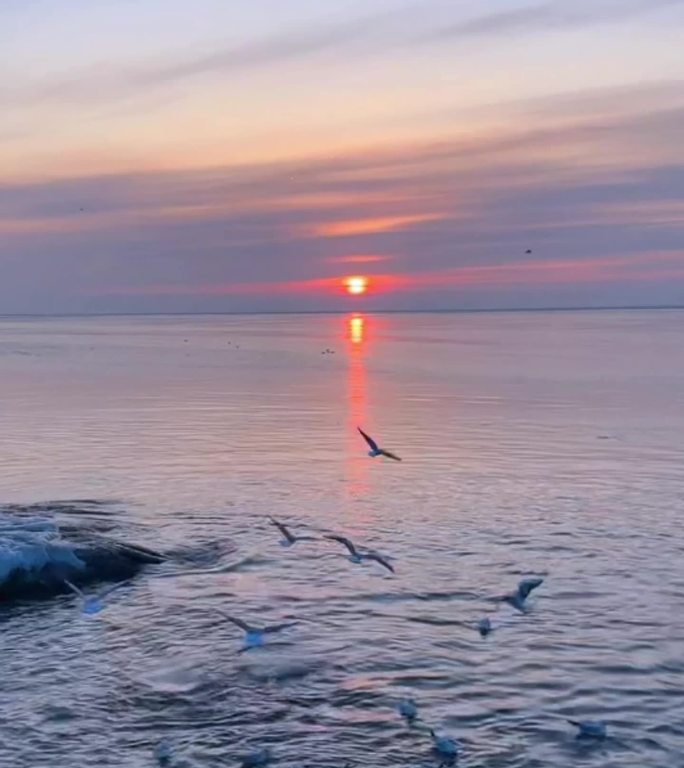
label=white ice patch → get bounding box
[0,513,84,586]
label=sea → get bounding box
[1,310,683,767]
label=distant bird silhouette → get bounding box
[268,517,315,547]
[325,534,395,573]
[357,427,402,461]
[525,248,532,254]
[569,719,607,739]
[500,577,544,612]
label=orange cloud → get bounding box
[302,212,445,238]
[368,250,684,291]
[326,254,391,264]
[109,276,340,297]
[0,187,440,240]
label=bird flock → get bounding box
[61,426,606,767]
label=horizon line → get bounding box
[1,303,684,320]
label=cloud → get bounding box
[4,1,683,110]
[4,91,683,236]
[301,213,447,238]
[427,0,684,40]
[1,7,411,108]
[101,249,684,298]
[326,255,392,264]
[1,86,683,313]
[105,275,339,297]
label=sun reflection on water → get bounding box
[349,315,364,345]
[345,314,369,498]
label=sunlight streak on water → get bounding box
[345,314,370,501]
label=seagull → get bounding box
[220,613,299,651]
[569,720,607,739]
[430,729,462,758]
[63,579,128,615]
[501,577,544,612]
[478,617,493,637]
[398,698,418,723]
[154,739,174,765]
[241,748,272,767]
[324,534,395,573]
[357,427,402,461]
[268,517,315,547]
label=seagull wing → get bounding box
[269,517,295,543]
[263,621,300,634]
[379,449,402,461]
[364,552,395,573]
[517,577,543,600]
[64,579,85,598]
[324,534,358,556]
[219,612,254,632]
[357,427,379,452]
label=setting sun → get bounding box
[344,275,368,295]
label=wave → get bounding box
[0,501,164,601]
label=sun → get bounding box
[344,275,368,295]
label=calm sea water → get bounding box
[1,310,683,767]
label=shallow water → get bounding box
[1,310,683,767]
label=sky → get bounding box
[2,0,684,314]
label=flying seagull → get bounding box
[324,534,395,573]
[430,729,462,758]
[63,579,128,615]
[569,720,607,739]
[357,427,402,461]
[499,577,544,612]
[501,577,544,612]
[220,613,300,650]
[268,517,315,547]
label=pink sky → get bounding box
[1,0,684,312]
